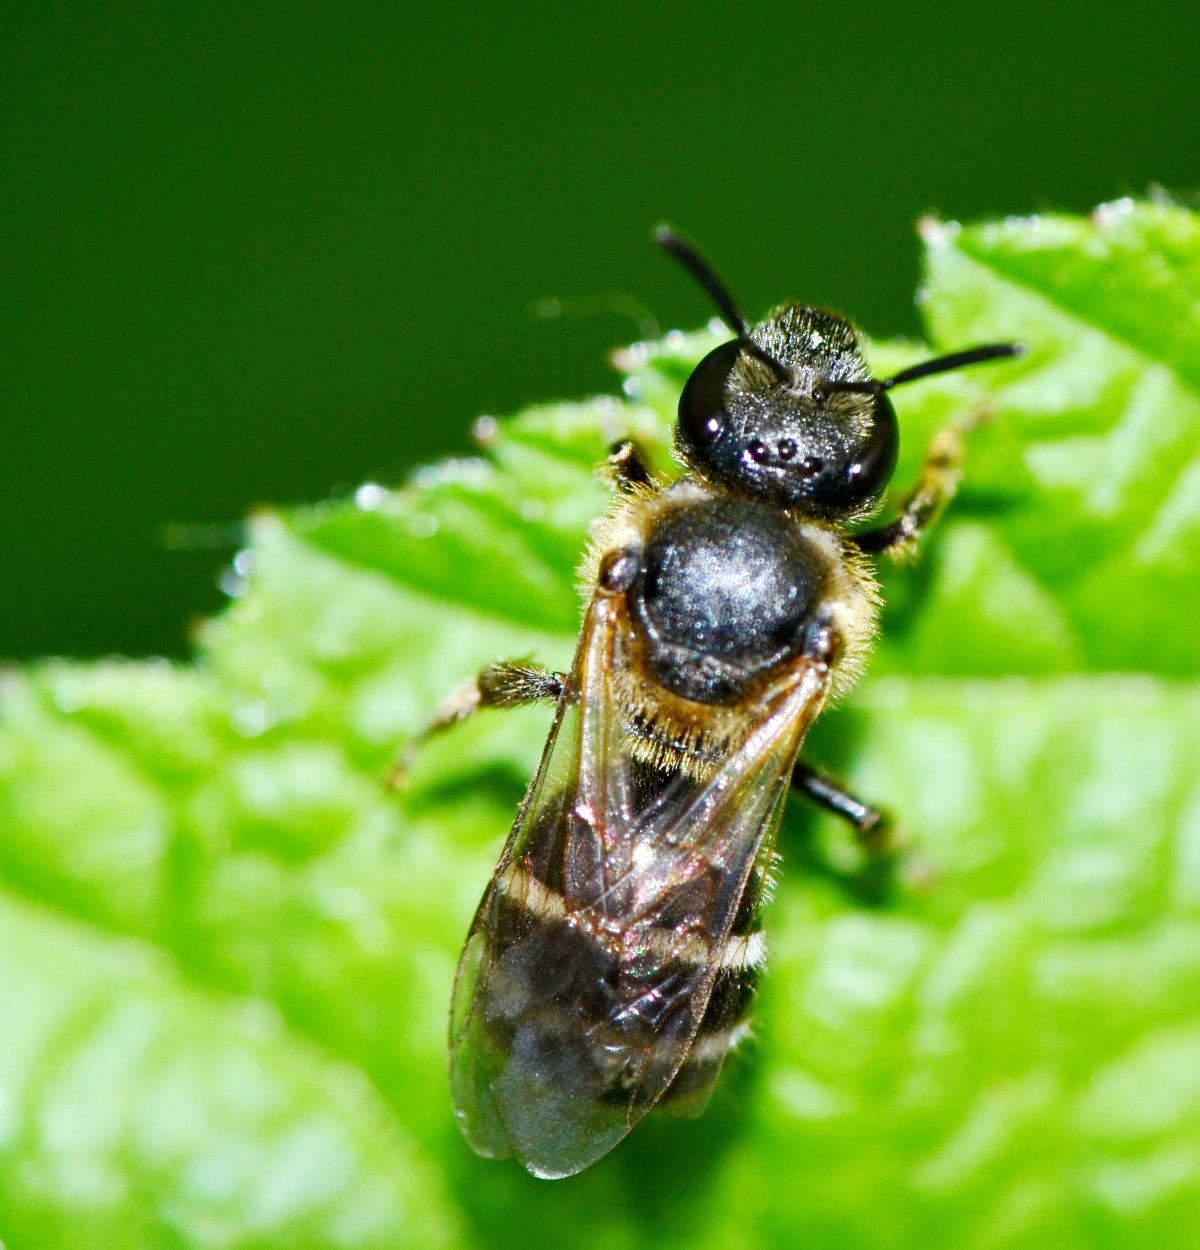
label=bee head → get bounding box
[676,309,898,516]
[656,225,1023,519]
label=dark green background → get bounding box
[4,3,1197,660]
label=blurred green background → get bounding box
[3,2,1197,661]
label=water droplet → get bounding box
[413,456,489,490]
[408,513,439,538]
[238,998,284,1037]
[355,482,386,511]
[472,414,498,445]
[231,701,273,737]
[52,680,84,713]
[319,886,367,920]
[219,566,247,598]
[1093,197,1135,227]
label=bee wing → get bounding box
[449,588,829,1178]
[579,649,829,1133]
[449,590,632,1169]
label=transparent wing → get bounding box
[449,588,830,1178]
[576,647,830,1134]
[448,590,630,1169]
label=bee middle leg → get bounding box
[391,660,565,785]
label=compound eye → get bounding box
[843,392,899,500]
[801,390,899,510]
[677,339,743,453]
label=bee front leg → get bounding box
[391,660,565,786]
[851,423,966,557]
[604,439,654,492]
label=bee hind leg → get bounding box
[390,660,565,786]
[791,762,900,905]
[791,761,889,850]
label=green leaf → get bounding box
[2,200,1198,1248]
[910,202,1200,676]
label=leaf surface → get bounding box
[1,201,1198,1249]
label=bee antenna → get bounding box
[821,342,1026,396]
[881,342,1026,389]
[655,225,791,382]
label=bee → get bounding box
[415,229,1022,1178]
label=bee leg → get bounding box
[604,439,654,493]
[851,423,966,556]
[791,762,891,852]
[390,661,565,786]
[792,762,899,904]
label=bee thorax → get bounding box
[630,494,831,704]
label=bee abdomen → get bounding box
[485,860,765,1111]
[660,938,761,1106]
[659,859,772,1106]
